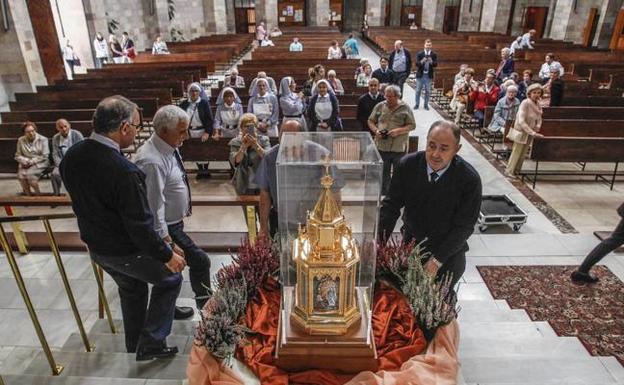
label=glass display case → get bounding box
[275,132,382,371]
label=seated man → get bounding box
[226,69,245,89]
[51,119,84,196]
[520,29,536,49]
[249,71,278,94]
[379,120,482,288]
[356,78,385,132]
[538,53,564,83]
[289,37,303,52]
[15,122,49,196]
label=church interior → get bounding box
[0,0,624,384]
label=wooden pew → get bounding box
[8,98,160,119]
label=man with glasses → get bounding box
[60,95,186,361]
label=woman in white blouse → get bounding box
[327,40,342,60]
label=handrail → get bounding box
[0,211,110,375]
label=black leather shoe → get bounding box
[570,270,599,283]
[136,346,179,361]
[174,306,194,320]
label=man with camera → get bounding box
[368,85,415,195]
[414,39,437,110]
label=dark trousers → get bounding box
[380,150,404,195]
[66,60,75,77]
[167,221,211,309]
[196,162,211,177]
[579,218,624,273]
[395,71,410,94]
[90,252,182,353]
[269,207,279,239]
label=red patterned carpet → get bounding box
[478,265,624,365]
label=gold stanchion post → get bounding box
[90,260,117,334]
[0,224,63,375]
[43,219,94,352]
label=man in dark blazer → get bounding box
[372,57,395,86]
[60,95,187,361]
[179,83,214,179]
[379,120,482,287]
[356,78,385,132]
[388,40,412,94]
[414,39,438,110]
[571,202,624,283]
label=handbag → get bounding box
[73,57,81,66]
[127,47,136,59]
[506,126,524,142]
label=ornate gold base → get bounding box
[275,287,377,373]
[290,302,360,335]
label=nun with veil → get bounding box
[247,78,279,137]
[213,87,244,139]
[278,77,307,131]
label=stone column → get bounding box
[480,0,513,33]
[6,0,46,88]
[389,0,401,26]
[366,0,386,26]
[307,0,330,27]
[255,0,278,30]
[225,0,236,33]
[82,0,108,41]
[203,0,228,34]
[593,0,622,48]
[142,0,170,42]
[0,0,38,103]
[548,0,573,40]
[458,0,483,32]
[421,0,445,32]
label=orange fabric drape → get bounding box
[188,280,459,385]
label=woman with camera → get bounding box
[229,113,271,196]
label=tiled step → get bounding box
[2,348,188,380]
[90,319,197,338]
[0,374,182,385]
[460,321,557,340]
[459,336,590,358]
[458,299,511,310]
[62,333,195,355]
[461,357,620,384]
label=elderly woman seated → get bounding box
[327,70,345,95]
[486,85,520,134]
[229,113,271,196]
[356,63,373,87]
[15,121,50,196]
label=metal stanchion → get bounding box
[43,219,94,352]
[90,260,117,334]
[245,205,257,244]
[0,224,63,375]
[3,206,29,254]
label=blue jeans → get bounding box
[415,76,432,108]
[90,252,182,352]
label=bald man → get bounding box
[51,119,84,195]
[255,120,302,237]
[379,120,481,288]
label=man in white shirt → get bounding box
[289,37,303,52]
[538,52,564,82]
[135,105,212,316]
[520,29,536,49]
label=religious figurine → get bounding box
[290,161,361,335]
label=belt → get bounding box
[284,114,302,118]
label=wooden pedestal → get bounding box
[275,287,378,374]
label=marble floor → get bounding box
[0,37,623,384]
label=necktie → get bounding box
[173,149,192,216]
[430,172,439,183]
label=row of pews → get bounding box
[0,34,254,174]
[366,27,624,189]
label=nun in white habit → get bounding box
[247,78,279,136]
[279,77,307,131]
[213,87,244,139]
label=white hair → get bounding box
[327,70,337,77]
[384,84,401,97]
[501,47,511,56]
[394,40,402,47]
[153,105,189,134]
[506,85,518,93]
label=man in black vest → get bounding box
[379,120,481,287]
[388,40,412,94]
[414,39,438,110]
[60,95,186,361]
[356,78,385,132]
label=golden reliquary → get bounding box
[290,163,360,335]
